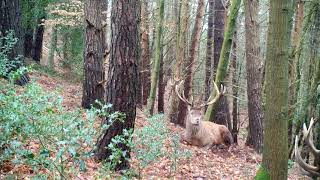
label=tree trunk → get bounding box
[140,0,151,105]
[158,49,165,113]
[244,0,263,153]
[47,26,57,69]
[231,31,238,144]
[204,0,241,123]
[95,0,139,170]
[176,0,205,125]
[24,26,33,58]
[260,0,293,178]
[0,0,29,85]
[32,18,45,62]
[204,0,214,102]
[210,0,231,126]
[167,0,186,125]
[146,0,165,115]
[82,0,106,109]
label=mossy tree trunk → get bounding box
[204,0,241,122]
[260,0,294,178]
[146,0,165,115]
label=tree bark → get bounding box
[24,26,33,58]
[204,0,214,102]
[210,0,231,126]
[167,0,186,126]
[140,0,151,105]
[32,18,45,62]
[231,30,238,144]
[95,0,139,170]
[261,0,293,178]
[0,0,29,85]
[146,0,165,115]
[47,26,57,69]
[176,0,205,125]
[244,0,263,153]
[82,0,106,109]
[204,0,241,123]
[158,49,165,113]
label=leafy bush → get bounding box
[0,82,121,179]
[0,31,22,77]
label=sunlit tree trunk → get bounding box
[95,0,140,170]
[260,0,293,178]
[47,26,57,70]
[82,0,106,108]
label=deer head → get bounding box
[295,117,320,177]
[175,79,225,125]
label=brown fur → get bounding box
[182,108,233,149]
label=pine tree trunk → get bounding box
[32,17,45,62]
[140,0,151,105]
[261,0,293,178]
[244,0,263,153]
[47,26,57,69]
[95,0,139,170]
[167,0,186,125]
[176,0,205,125]
[204,0,241,123]
[204,0,214,102]
[146,0,165,115]
[82,0,106,109]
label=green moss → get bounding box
[255,166,271,180]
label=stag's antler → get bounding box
[175,80,193,106]
[200,81,225,107]
[295,118,320,177]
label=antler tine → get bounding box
[294,135,320,176]
[175,80,192,106]
[200,81,224,107]
[302,118,320,156]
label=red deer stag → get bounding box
[175,80,233,149]
[295,117,320,177]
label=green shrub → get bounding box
[0,81,121,178]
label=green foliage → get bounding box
[255,165,271,180]
[0,31,22,77]
[0,81,120,178]
[134,114,168,167]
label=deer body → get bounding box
[175,79,233,149]
[183,108,233,148]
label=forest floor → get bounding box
[4,70,309,179]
